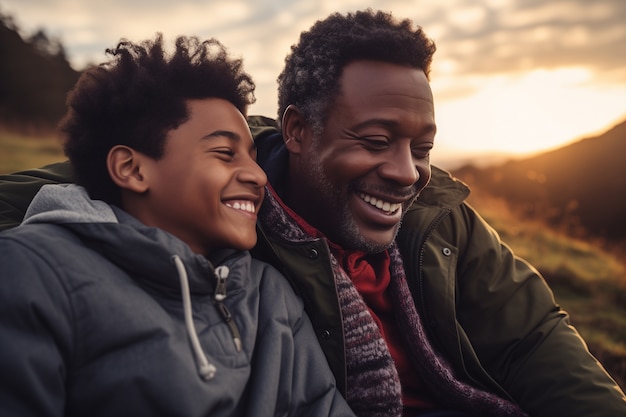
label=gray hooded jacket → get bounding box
[0,184,354,417]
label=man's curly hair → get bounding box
[277,9,436,134]
[61,33,255,206]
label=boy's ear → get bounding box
[281,104,308,154]
[107,145,149,193]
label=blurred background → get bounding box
[1,0,625,389]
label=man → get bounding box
[1,9,625,417]
[0,34,354,417]
[248,9,626,417]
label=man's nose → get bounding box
[378,146,419,186]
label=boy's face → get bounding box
[138,98,266,255]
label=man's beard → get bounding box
[305,147,412,253]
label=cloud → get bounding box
[4,0,625,71]
[433,0,626,77]
[2,0,625,128]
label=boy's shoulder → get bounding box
[0,221,82,255]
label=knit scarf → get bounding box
[259,186,527,417]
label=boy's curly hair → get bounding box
[61,33,255,206]
[277,9,436,134]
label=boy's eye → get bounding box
[212,148,235,160]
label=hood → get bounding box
[22,184,239,294]
[23,183,117,225]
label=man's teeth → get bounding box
[359,193,401,214]
[226,201,256,213]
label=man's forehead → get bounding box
[339,61,431,99]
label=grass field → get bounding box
[0,130,65,174]
[2,132,625,389]
[465,191,626,388]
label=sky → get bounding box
[2,0,626,166]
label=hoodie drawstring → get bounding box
[172,255,217,381]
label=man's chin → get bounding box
[341,227,399,253]
[361,237,396,254]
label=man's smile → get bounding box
[358,192,402,215]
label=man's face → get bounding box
[290,61,435,252]
[139,98,266,255]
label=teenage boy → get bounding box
[0,34,354,417]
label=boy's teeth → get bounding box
[359,193,401,214]
[227,201,256,213]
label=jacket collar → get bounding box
[416,165,470,208]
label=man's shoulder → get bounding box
[247,115,278,129]
[0,161,73,231]
[0,161,74,183]
[248,115,279,140]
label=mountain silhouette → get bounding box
[452,119,626,241]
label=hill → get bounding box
[0,10,80,131]
[452,119,626,242]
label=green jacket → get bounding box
[247,116,626,416]
[1,117,625,416]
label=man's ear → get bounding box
[281,104,308,154]
[107,145,149,193]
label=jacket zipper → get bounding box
[213,266,242,352]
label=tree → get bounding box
[0,10,80,131]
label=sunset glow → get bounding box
[1,0,625,163]
[434,67,626,156]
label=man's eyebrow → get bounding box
[352,119,397,130]
[352,118,437,135]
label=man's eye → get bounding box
[361,135,389,149]
[412,147,432,159]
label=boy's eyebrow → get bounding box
[203,130,241,141]
[202,130,257,150]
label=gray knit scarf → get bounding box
[259,187,527,417]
